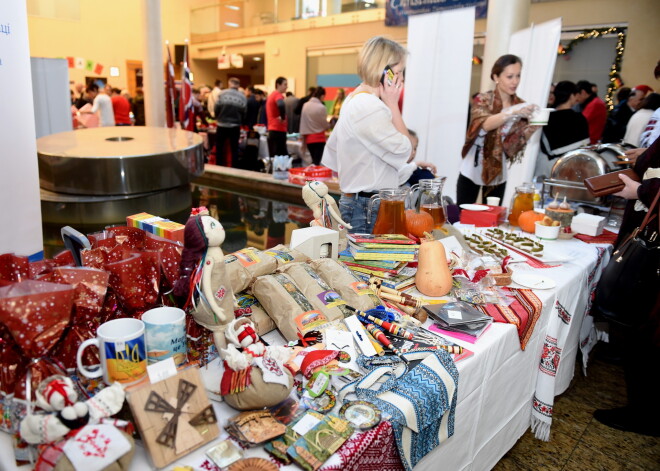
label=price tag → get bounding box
[292,413,322,436]
[306,371,330,397]
[147,357,177,384]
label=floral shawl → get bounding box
[462,89,531,185]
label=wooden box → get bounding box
[127,367,219,468]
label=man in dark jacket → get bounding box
[215,77,247,167]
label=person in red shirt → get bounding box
[266,77,289,157]
[110,88,132,126]
[575,80,606,144]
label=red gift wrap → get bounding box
[459,205,507,227]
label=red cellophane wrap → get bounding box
[83,226,179,314]
[46,268,110,370]
[0,324,26,396]
[0,254,30,287]
[104,247,160,316]
[0,280,74,400]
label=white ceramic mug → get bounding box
[76,318,147,385]
[486,196,501,206]
[142,306,188,366]
[530,107,553,125]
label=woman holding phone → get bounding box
[457,54,540,205]
[322,36,435,233]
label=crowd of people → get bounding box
[71,82,145,127]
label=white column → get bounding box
[1,2,43,258]
[142,0,166,127]
[480,0,530,92]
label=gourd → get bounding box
[405,209,434,238]
[415,232,452,297]
[518,210,545,234]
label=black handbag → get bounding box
[595,189,660,327]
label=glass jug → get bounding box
[367,188,408,235]
[407,177,447,229]
[508,183,535,227]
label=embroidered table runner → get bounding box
[323,420,404,471]
[476,288,542,350]
[575,229,618,245]
[531,245,610,441]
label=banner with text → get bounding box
[386,0,487,26]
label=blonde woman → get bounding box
[322,36,435,233]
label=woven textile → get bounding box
[531,244,611,441]
[477,288,542,350]
[323,420,404,471]
[574,229,618,245]
[349,350,459,471]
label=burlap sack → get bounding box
[308,258,381,312]
[252,273,330,342]
[223,366,293,411]
[263,244,311,267]
[234,292,276,336]
[280,263,352,320]
[224,248,278,293]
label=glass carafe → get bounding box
[508,183,535,227]
[367,188,408,235]
[407,177,447,229]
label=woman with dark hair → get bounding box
[300,86,330,166]
[457,54,539,205]
[624,92,660,146]
[534,80,590,178]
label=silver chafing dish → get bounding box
[543,143,635,203]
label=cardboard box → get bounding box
[126,213,185,244]
[459,206,506,227]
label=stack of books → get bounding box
[341,234,419,291]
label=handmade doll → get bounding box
[301,181,352,251]
[174,209,237,351]
[20,375,125,444]
[219,318,293,410]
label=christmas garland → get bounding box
[557,27,626,111]
[472,26,627,111]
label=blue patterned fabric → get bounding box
[353,350,459,471]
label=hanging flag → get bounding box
[165,43,176,128]
[179,42,195,131]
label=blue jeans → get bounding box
[339,194,379,234]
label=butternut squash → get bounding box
[415,232,452,297]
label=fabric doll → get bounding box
[20,375,125,445]
[219,318,293,410]
[175,209,237,352]
[301,181,352,251]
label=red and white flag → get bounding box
[165,43,176,128]
[179,43,195,131]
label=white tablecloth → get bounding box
[0,238,608,471]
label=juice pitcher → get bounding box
[407,177,447,229]
[367,188,408,235]
[508,183,535,227]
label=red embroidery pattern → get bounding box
[74,428,110,457]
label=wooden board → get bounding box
[127,367,219,468]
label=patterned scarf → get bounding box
[462,89,531,185]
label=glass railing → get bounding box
[191,0,383,34]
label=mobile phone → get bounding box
[381,65,395,86]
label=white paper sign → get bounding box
[63,424,131,471]
[292,412,322,436]
[147,357,177,384]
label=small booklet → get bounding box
[423,301,493,339]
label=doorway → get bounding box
[126,60,143,97]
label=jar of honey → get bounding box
[508,184,535,227]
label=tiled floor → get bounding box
[493,345,660,470]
